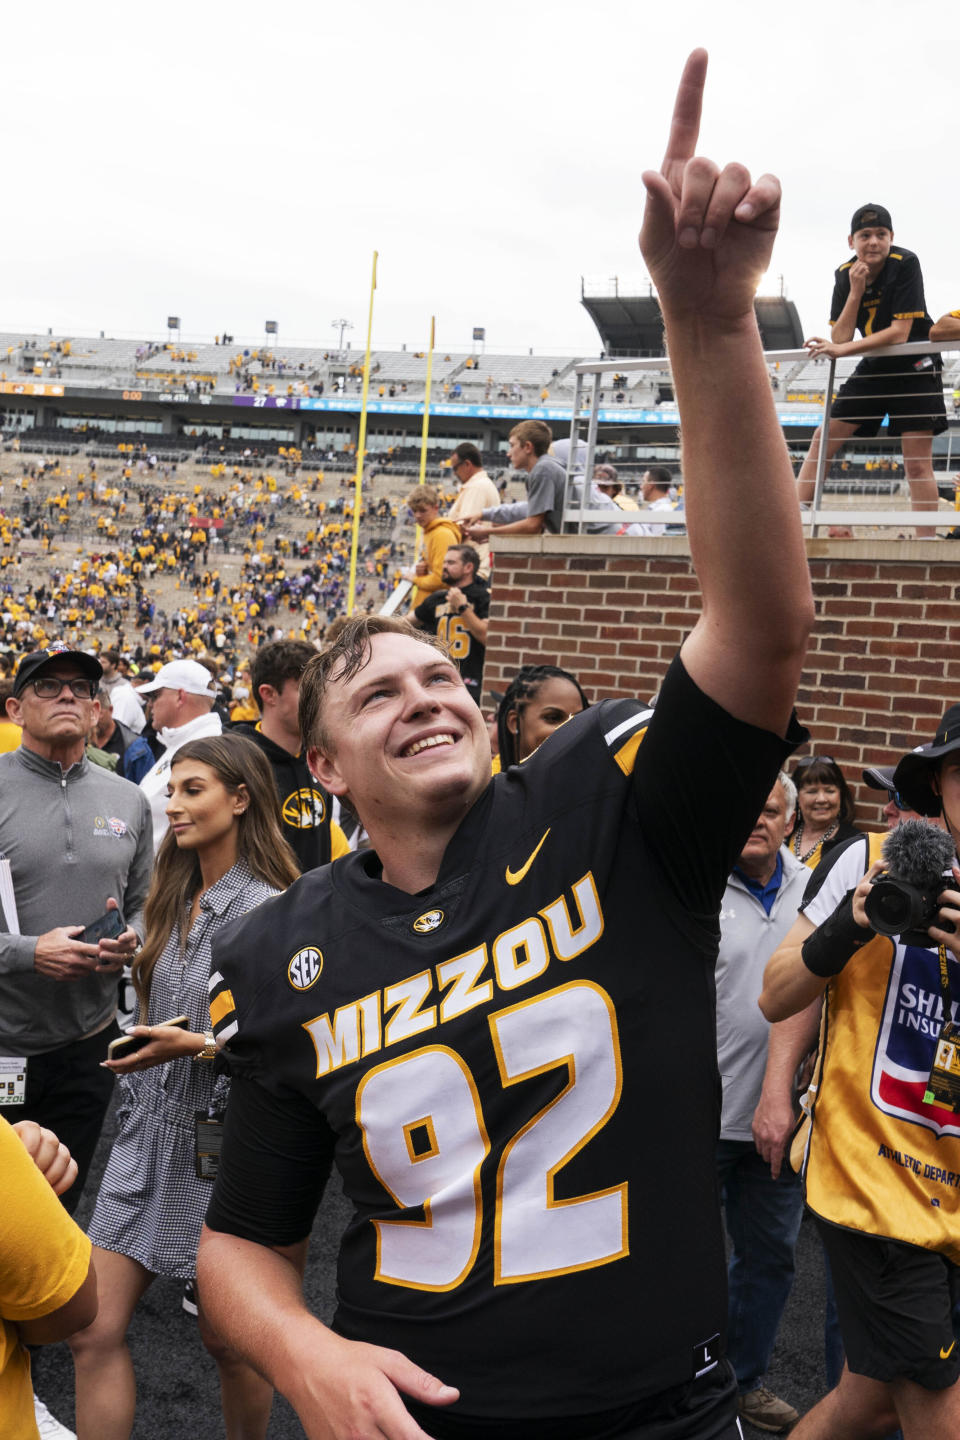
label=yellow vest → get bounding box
[798,832,960,1257]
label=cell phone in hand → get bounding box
[79,908,126,945]
[106,1016,189,1060]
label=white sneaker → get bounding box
[33,1394,76,1439]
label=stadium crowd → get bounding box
[5,50,960,1440]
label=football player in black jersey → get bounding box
[197,50,814,1440]
[412,545,491,705]
[796,203,947,536]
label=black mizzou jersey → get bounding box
[830,245,933,376]
[207,657,801,1422]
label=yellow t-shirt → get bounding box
[0,1118,92,1439]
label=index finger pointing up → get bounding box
[662,48,708,172]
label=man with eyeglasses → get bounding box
[444,444,498,576]
[0,647,152,1215]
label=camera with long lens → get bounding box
[864,875,950,945]
[864,821,957,946]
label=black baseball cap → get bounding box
[862,764,897,792]
[850,204,893,235]
[892,705,960,817]
[13,646,103,698]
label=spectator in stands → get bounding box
[594,463,642,514]
[232,639,349,872]
[0,648,152,1215]
[412,545,490,706]
[400,485,462,613]
[93,688,155,784]
[641,465,677,514]
[715,772,808,1435]
[71,734,300,1440]
[2,1118,97,1440]
[136,659,223,850]
[789,755,861,869]
[228,684,259,723]
[796,204,947,536]
[462,420,567,541]
[98,651,145,735]
[553,439,648,536]
[495,663,590,768]
[445,444,499,575]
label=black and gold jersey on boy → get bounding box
[830,246,933,375]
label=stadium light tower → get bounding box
[331,318,353,354]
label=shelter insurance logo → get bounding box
[872,945,960,1138]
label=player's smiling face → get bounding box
[309,632,491,827]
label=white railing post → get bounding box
[809,355,836,540]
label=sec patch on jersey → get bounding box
[288,946,324,990]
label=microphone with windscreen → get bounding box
[864,821,958,946]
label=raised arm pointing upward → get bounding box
[641,49,813,735]
[196,52,813,1440]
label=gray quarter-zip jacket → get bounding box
[0,745,153,1054]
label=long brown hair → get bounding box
[132,734,300,1012]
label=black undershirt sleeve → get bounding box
[205,1072,336,1246]
[630,656,806,925]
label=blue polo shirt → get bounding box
[732,852,783,915]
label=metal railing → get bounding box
[562,340,960,537]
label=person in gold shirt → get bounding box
[1,1118,97,1440]
[400,484,461,612]
[761,710,960,1438]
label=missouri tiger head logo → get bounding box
[412,909,444,935]
[282,787,327,830]
[287,947,323,990]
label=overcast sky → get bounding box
[4,0,957,358]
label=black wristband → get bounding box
[801,889,874,978]
[456,605,469,615]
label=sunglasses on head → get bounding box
[794,755,837,769]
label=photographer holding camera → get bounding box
[760,710,960,1439]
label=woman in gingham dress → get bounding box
[70,734,300,1440]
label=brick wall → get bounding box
[483,535,960,826]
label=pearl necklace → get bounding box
[792,818,839,865]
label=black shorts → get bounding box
[830,359,948,438]
[817,1219,960,1389]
